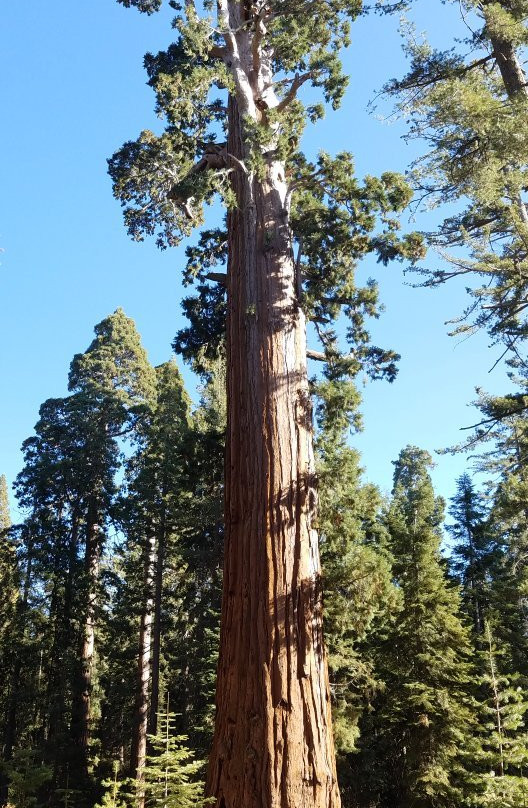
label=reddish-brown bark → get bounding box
[205,97,340,808]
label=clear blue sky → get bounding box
[0,0,509,520]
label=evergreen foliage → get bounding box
[315,388,397,804]
[0,475,11,532]
[94,763,129,808]
[0,475,17,654]
[474,621,528,807]
[378,0,528,361]
[5,311,528,807]
[0,311,158,806]
[109,0,425,395]
[315,388,390,740]
[2,748,52,808]
[447,474,498,636]
[447,386,528,673]
[140,711,208,808]
[353,447,478,808]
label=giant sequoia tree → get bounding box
[0,310,156,806]
[110,0,423,804]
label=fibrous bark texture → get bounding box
[205,94,340,808]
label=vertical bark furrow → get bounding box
[206,97,340,808]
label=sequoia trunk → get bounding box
[205,100,340,808]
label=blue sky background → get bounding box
[0,1,510,520]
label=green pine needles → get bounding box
[380,0,528,361]
[139,712,208,808]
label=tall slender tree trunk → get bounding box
[1,535,34,807]
[485,622,505,777]
[148,504,166,738]
[205,96,340,808]
[488,28,528,101]
[47,514,79,793]
[485,8,528,224]
[131,529,156,802]
[463,507,482,636]
[71,498,101,778]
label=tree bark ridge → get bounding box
[205,95,340,808]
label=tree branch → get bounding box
[306,349,327,361]
[306,348,358,363]
[393,53,494,94]
[205,272,227,285]
[274,71,315,112]
[209,44,228,60]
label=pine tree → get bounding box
[355,447,477,808]
[0,474,19,806]
[378,0,528,357]
[0,510,51,807]
[166,363,225,756]
[314,383,397,801]
[94,763,130,808]
[110,0,425,801]
[0,474,11,531]
[121,360,192,788]
[450,387,528,673]
[2,747,53,808]
[447,474,498,636]
[141,708,207,808]
[102,358,224,800]
[476,621,528,807]
[0,474,17,660]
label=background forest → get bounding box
[2,0,528,807]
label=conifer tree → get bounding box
[0,474,17,658]
[355,447,477,808]
[378,0,528,357]
[65,309,156,784]
[141,708,207,808]
[12,394,98,793]
[314,383,397,803]
[448,474,498,636]
[122,360,192,789]
[0,479,55,807]
[110,0,424,801]
[2,748,53,808]
[0,474,19,806]
[476,621,528,807]
[94,763,130,808]
[0,311,157,806]
[0,474,11,531]
[449,387,528,672]
[102,358,224,798]
[166,363,225,756]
